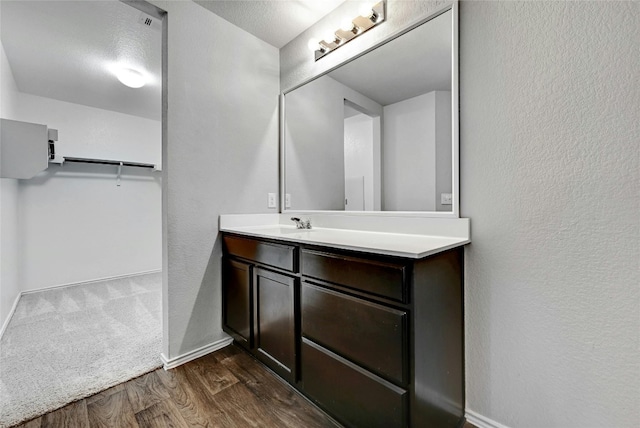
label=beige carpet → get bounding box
[0,272,162,427]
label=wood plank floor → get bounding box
[14,344,477,428]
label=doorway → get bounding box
[0,1,165,425]
[343,99,381,211]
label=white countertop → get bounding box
[220,219,470,259]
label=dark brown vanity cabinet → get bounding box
[222,235,298,382]
[222,233,465,428]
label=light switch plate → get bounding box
[268,193,276,208]
[285,193,291,208]
[441,193,453,205]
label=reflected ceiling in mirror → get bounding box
[283,7,457,215]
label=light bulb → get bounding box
[359,3,373,18]
[116,68,146,88]
[340,18,354,32]
[307,38,320,52]
[323,31,337,44]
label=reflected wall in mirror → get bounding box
[283,8,456,213]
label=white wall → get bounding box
[150,1,280,358]
[344,113,374,211]
[15,93,161,167]
[286,75,346,210]
[382,90,450,211]
[282,1,639,426]
[0,40,20,325]
[383,92,437,211]
[12,93,161,292]
[285,74,382,210]
[460,2,639,427]
[435,90,452,212]
[0,42,18,120]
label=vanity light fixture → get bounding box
[308,0,386,61]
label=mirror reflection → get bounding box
[284,9,453,212]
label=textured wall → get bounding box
[344,113,374,211]
[460,2,639,426]
[435,91,452,212]
[0,41,17,119]
[0,40,20,326]
[383,91,437,211]
[285,75,346,210]
[14,93,161,292]
[285,74,382,211]
[150,1,280,358]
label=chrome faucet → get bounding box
[291,217,312,229]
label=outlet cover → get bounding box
[441,193,452,205]
[285,193,291,208]
[268,193,276,208]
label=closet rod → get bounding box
[62,157,156,169]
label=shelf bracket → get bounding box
[117,162,123,187]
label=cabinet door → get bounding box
[254,267,297,383]
[222,258,252,350]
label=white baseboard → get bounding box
[0,292,22,340]
[466,409,511,428]
[160,336,234,370]
[0,270,162,340]
[21,269,162,295]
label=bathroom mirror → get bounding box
[282,5,458,216]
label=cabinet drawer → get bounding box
[301,249,407,302]
[223,235,296,272]
[302,281,407,384]
[302,338,407,428]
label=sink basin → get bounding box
[278,228,316,234]
[248,226,317,236]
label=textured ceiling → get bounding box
[329,9,452,106]
[1,0,162,120]
[194,0,347,48]
[0,0,347,121]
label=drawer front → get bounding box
[301,249,407,302]
[302,281,407,384]
[223,235,296,272]
[302,339,407,428]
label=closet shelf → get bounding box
[49,156,160,186]
[51,156,159,170]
